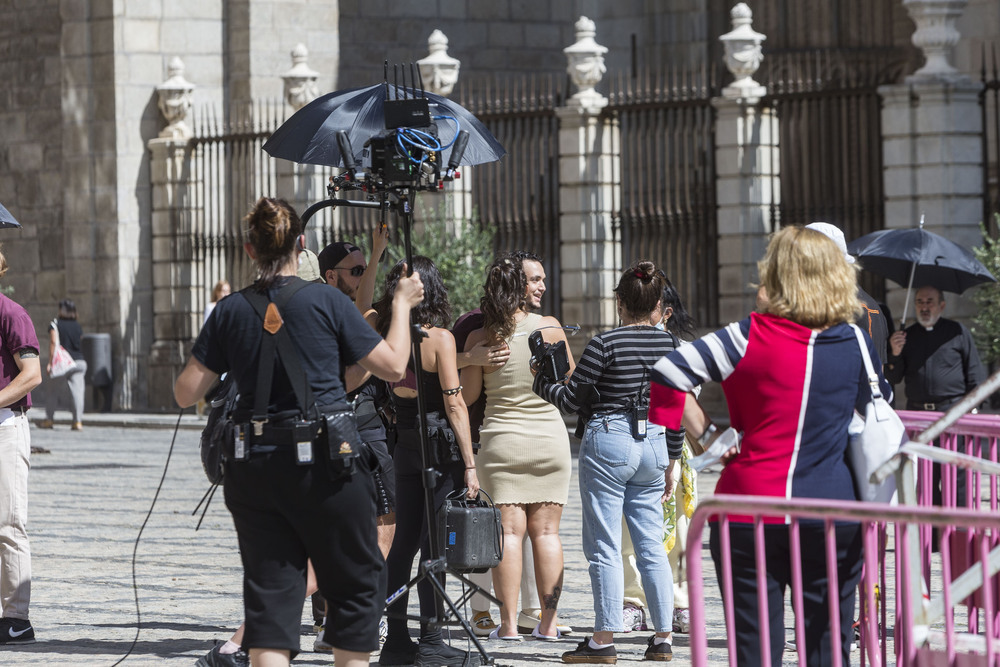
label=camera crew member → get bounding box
[174,197,423,667]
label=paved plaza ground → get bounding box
[6,415,742,666]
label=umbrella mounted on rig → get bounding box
[263,62,505,193]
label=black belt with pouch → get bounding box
[229,409,362,479]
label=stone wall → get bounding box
[336,0,713,90]
[0,0,64,403]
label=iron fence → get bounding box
[983,44,1000,235]
[606,66,720,329]
[459,74,564,320]
[760,49,909,303]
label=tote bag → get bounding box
[49,319,77,378]
[847,324,907,504]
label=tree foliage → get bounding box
[971,215,1000,364]
[341,210,495,325]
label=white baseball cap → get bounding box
[806,222,855,264]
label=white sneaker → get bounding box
[622,603,646,632]
[472,611,497,638]
[672,608,690,634]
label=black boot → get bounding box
[414,640,475,667]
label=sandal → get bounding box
[488,627,523,641]
[532,624,562,641]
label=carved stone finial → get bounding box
[563,16,608,110]
[417,30,461,97]
[156,57,195,140]
[719,3,767,99]
[903,0,970,83]
[281,43,321,111]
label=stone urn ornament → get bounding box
[720,3,767,99]
[564,16,608,109]
[417,30,461,97]
[282,44,321,111]
[156,57,195,140]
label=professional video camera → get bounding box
[528,329,571,383]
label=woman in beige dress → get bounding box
[462,253,574,641]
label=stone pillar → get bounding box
[880,0,984,321]
[147,61,199,410]
[713,4,777,322]
[557,17,619,344]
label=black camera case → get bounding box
[436,489,502,573]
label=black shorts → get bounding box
[224,448,385,656]
[365,438,395,516]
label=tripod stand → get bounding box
[303,184,499,666]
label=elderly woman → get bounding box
[649,226,891,666]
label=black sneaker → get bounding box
[562,637,617,664]
[414,641,475,667]
[0,617,35,645]
[644,636,673,661]
[195,641,249,667]
[379,640,419,666]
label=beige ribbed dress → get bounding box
[478,312,571,505]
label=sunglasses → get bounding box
[334,265,366,277]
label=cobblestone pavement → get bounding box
[9,417,743,666]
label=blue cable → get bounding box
[432,115,460,149]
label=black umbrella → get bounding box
[262,83,506,169]
[847,222,996,322]
[0,201,21,229]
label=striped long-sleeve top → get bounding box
[533,324,685,459]
[649,313,892,521]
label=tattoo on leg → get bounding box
[543,586,561,609]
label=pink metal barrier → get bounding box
[687,495,1000,667]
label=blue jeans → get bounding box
[578,414,674,632]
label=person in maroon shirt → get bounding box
[0,247,43,645]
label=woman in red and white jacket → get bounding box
[649,225,892,667]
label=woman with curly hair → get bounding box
[374,256,479,667]
[461,253,574,641]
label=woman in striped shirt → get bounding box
[534,261,681,664]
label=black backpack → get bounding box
[199,374,239,486]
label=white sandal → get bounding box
[531,624,561,641]
[488,627,524,641]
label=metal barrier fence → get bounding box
[687,495,1000,667]
[688,408,1000,667]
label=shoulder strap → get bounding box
[850,324,882,401]
[242,279,316,427]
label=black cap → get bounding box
[318,241,361,277]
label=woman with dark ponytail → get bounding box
[174,197,425,667]
[534,260,680,663]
